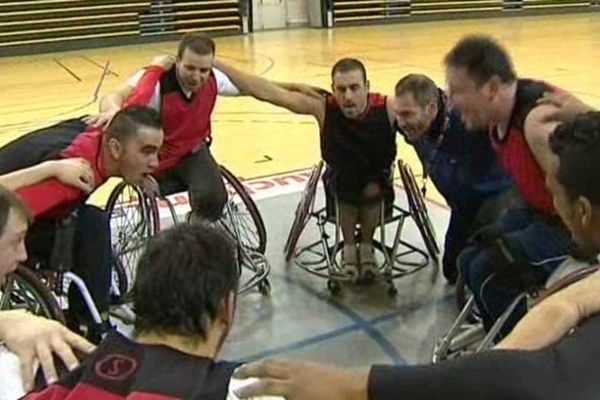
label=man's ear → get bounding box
[487,76,502,101]
[426,98,438,118]
[221,290,237,326]
[108,138,122,160]
[577,196,593,228]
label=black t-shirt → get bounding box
[369,312,600,400]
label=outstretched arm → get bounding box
[275,82,330,100]
[215,60,325,124]
[0,159,94,193]
[84,55,174,129]
[497,269,600,351]
[232,313,600,400]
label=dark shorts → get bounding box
[323,167,395,215]
[155,145,227,222]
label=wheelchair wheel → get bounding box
[220,165,267,254]
[0,267,64,323]
[398,160,440,262]
[284,161,323,262]
[106,182,159,295]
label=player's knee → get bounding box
[191,187,228,222]
[458,246,491,292]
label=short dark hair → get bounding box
[331,58,367,83]
[177,32,216,59]
[395,74,439,108]
[133,223,239,339]
[549,111,600,206]
[0,185,31,236]
[444,35,516,86]
[105,106,162,143]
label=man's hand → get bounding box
[0,311,95,391]
[536,92,594,122]
[82,108,119,130]
[47,159,95,193]
[150,55,176,70]
[232,359,368,400]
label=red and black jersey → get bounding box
[490,79,557,215]
[24,332,240,400]
[0,119,107,219]
[320,93,396,189]
[125,66,218,174]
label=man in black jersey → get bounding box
[22,223,247,399]
[216,58,397,280]
[225,112,600,400]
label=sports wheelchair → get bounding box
[106,165,271,302]
[432,258,598,363]
[284,160,440,296]
[0,211,123,339]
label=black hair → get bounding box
[549,111,600,205]
[331,58,367,83]
[177,32,216,58]
[104,106,162,143]
[395,74,439,107]
[133,223,239,339]
[444,35,516,86]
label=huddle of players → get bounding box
[3,29,598,399]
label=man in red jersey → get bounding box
[216,58,397,281]
[444,35,585,337]
[0,107,163,340]
[87,34,236,222]
[88,33,319,223]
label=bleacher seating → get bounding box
[0,0,244,54]
[331,0,594,25]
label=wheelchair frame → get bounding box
[106,165,271,300]
[284,160,440,295]
[0,212,117,336]
[432,261,599,363]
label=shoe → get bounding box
[341,245,359,281]
[359,243,377,281]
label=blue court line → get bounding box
[243,273,407,365]
[242,323,360,362]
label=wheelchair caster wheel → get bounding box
[327,280,341,295]
[387,285,398,297]
[258,279,271,296]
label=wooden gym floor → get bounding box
[1,12,599,206]
[1,12,600,367]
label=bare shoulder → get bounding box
[524,104,561,141]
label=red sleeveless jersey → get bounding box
[491,79,558,215]
[125,66,218,174]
